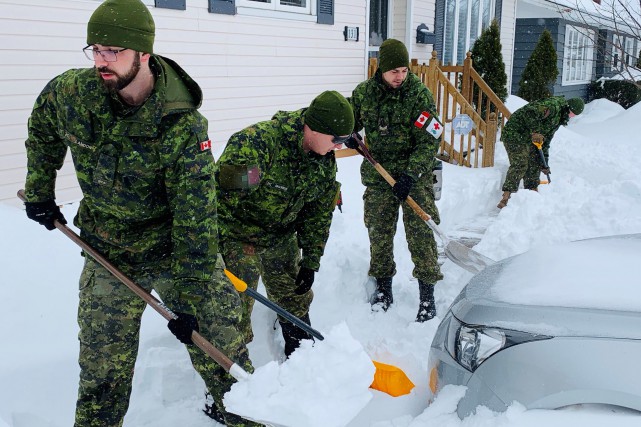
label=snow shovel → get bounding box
[223,269,415,397]
[532,133,551,183]
[352,138,494,274]
[17,189,251,381]
[223,269,325,340]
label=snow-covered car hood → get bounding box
[450,234,641,339]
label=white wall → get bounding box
[501,0,518,92]
[0,0,367,206]
[411,0,436,63]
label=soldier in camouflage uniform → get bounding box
[349,39,443,323]
[498,96,584,208]
[22,1,258,426]
[216,91,354,357]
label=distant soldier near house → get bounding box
[349,39,443,322]
[216,91,354,357]
[497,96,584,208]
[22,1,258,425]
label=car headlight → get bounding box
[445,314,552,372]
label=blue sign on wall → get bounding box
[452,114,474,135]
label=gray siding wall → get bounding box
[512,18,597,100]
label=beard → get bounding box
[97,54,141,91]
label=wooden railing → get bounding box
[364,51,510,168]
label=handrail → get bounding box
[365,50,509,168]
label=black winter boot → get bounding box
[279,313,313,358]
[416,281,436,322]
[370,277,393,312]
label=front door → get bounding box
[368,0,389,61]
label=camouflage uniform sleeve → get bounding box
[24,78,68,202]
[165,113,218,284]
[295,175,339,271]
[407,85,439,180]
[216,126,272,211]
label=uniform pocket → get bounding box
[93,150,117,187]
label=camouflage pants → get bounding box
[74,254,259,427]
[220,234,313,344]
[363,174,443,284]
[503,139,545,192]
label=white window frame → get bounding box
[443,0,495,65]
[237,0,312,15]
[624,37,635,67]
[562,25,594,85]
[611,33,624,71]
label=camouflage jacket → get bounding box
[24,55,218,285]
[501,96,571,156]
[350,70,440,186]
[216,109,339,271]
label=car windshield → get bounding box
[489,236,641,312]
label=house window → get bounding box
[443,0,495,65]
[624,37,635,66]
[237,0,311,14]
[611,33,623,71]
[563,25,594,85]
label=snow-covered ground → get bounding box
[2,96,641,427]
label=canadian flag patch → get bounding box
[200,139,212,151]
[414,111,443,139]
[414,111,430,128]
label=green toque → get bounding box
[87,0,155,53]
[304,91,355,136]
[567,97,584,115]
[378,39,409,73]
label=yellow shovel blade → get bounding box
[370,360,415,397]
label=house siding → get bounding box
[512,17,597,100]
[0,0,366,206]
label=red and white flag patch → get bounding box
[200,139,212,151]
[414,111,430,128]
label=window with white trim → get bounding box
[624,37,635,66]
[563,25,594,85]
[237,0,311,14]
[443,0,495,65]
[611,33,623,71]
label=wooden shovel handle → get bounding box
[372,163,431,222]
[17,189,243,377]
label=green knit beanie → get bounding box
[87,0,155,53]
[379,39,409,73]
[567,97,584,115]
[304,91,355,136]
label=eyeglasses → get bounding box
[331,134,352,145]
[83,45,129,62]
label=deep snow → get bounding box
[1,96,641,426]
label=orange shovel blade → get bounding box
[370,360,415,397]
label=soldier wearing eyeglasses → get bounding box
[216,91,354,358]
[22,1,258,426]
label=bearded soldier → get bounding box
[22,1,257,425]
[349,39,443,322]
[497,96,584,208]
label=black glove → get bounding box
[344,132,363,150]
[541,166,551,175]
[392,173,415,201]
[168,312,199,345]
[294,267,315,295]
[24,199,67,231]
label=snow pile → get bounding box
[224,323,374,427]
